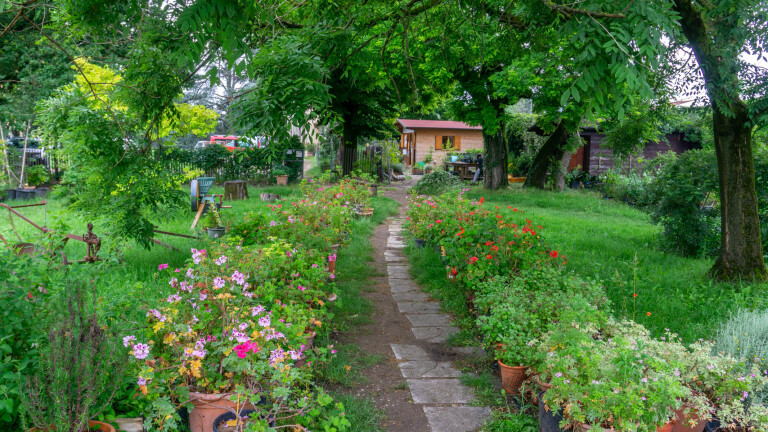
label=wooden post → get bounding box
[223,180,249,201]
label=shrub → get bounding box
[474,268,609,367]
[644,149,720,257]
[714,309,768,405]
[600,169,653,205]
[391,163,405,175]
[411,170,462,196]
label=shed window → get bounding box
[441,136,456,150]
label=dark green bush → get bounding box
[411,170,463,196]
[645,149,720,257]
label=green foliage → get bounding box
[20,279,125,432]
[475,268,608,367]
[715,309,768,406]
[272,165,291,176]
[0,252,53,427]
[411,170,462,196]
[644,150,720,257]
[25,165,50,187]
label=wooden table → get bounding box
[444,161,479,180]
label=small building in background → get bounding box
[569,127,701,176]
[396,119,483,166]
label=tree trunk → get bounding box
[482,129,508,190]
[556,151,573,191]
[525,121,569,189]
[709,106,767,280]
[341,122,357,177]
[674,0,768,281]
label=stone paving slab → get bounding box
[387,266,411,279]
[387,243,406,249]
[407,379,475,404]
[411,326,459,343]
[392,291,430,302]
[390,344,431,360]
[450,347,488,357]
[397,360,462,378]
[397,301,441,314]
[390,280,421,293]
[385,255,408,263]
[406,313,453,327]
[423,406,492,432]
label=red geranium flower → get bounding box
[486,255,493,260]
[550,250,559,258]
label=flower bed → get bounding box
[125,180,372,431]
[406,191,768,431]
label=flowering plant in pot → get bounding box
[671,337,768,431]
[126,242,337,432]
[539,317,693,432]
[272,165,291,185]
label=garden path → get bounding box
[339,186,490,432]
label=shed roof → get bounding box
[397,119,482,131]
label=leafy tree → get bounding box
[670,0,768,280]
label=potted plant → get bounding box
[26,164,51,198]
[20,280,124,432]
[127,241,343,432]
[447,150,459,163]
[202,207,226,238]
[539,318,701,432]
[273,165,290,186]
[474,270,608,394]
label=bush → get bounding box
[411,170,462,196]
[645,149,720,257]
[391,163,405,175]
[714,308,768,405]
[600,169,653,205]
[474,268,609,367]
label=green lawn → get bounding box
[465,185,767,342]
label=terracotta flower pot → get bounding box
[328,260,336,273]
[30,420,117,432]
[275,175,288,186]
[497,360,528,394]
[671,407,707,432]
[188,392,253,432]
[578,421,675,432]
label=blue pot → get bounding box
[415,238,426,248]
[451,156,458,162]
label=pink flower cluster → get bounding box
[235,341,260,359]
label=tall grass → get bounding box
[465,186,767,342]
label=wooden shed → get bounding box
[567,127,701,176]
[396,119,483,166]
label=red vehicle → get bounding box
[210,135,240,151]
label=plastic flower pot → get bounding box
[451,156,458,162]
[414,238,426,248]
[15,188,36,200]
[5,188,15,200]
[497,360,528,394]
[704,419,746,432]
[213,408,274,432]
[34,187,49,199]
[207,227,226,239]
[188,392,254,432]
[538,391,566,432]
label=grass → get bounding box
[464,185,767,342]
[329,393,387,432]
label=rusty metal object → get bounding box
[82,223,101,263]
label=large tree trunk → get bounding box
[710,106,767,280]
[525,121,569,189]
[341,123,357,177]
[675,0,768,281]
[482,129,508,190]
